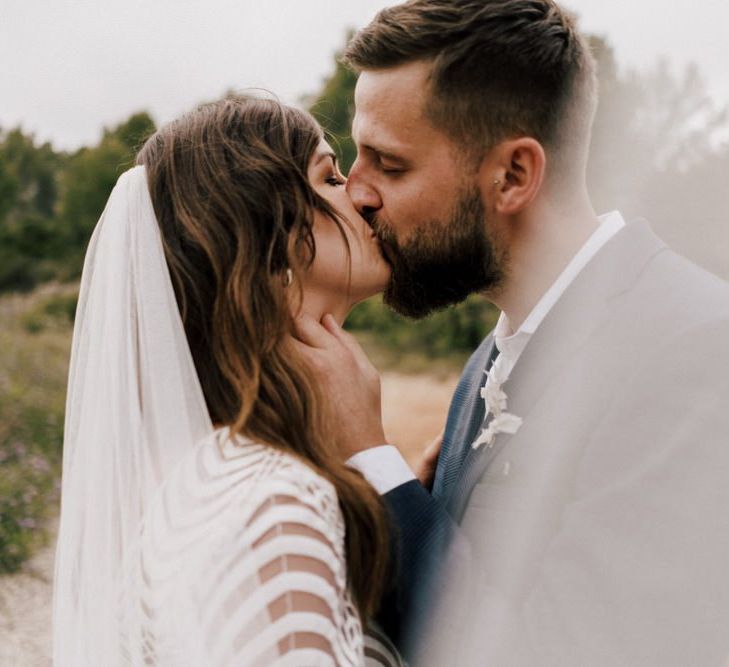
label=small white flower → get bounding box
[481,381,507,412]
[472,363,523,450]
[472,411,523,450]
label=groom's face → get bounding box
[347,60,505,318]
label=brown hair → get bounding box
[344,0,597,170]
[136,94,389,620]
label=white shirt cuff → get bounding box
[347,445,416,494]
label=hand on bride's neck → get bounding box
[295,288,353,328]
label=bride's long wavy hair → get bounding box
[136,94,389,619]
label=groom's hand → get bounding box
[292,313,387,458]
[413,429,444,491]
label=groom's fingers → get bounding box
[424,429,445,459]
[321,313,372,371]
[292,313,333,349]
[289,336,320,363]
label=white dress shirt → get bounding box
[348,211,626,494]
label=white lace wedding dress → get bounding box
[118,427,402,666]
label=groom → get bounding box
[296,1,729,664]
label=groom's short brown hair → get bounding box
[344,0,597,169]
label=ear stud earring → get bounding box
[283,268,293,287]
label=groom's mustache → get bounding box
[362,210,393,248]
[362,209,379,234]
[363,211,399,266]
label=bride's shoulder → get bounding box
[177,427,346,555]
[209,426,330,478]
[194,426,340,516]
[151,427,344,553]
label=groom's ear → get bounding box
[478,137,546,215]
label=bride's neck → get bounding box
[296,288,352,327]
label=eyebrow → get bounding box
[361,144,408,165]
[351,118,410,164]
[313,151,338,167]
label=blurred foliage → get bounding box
[346,293,499,361]
[0,130,65,292]
[0,112,156,293]
[21,291,78,334]
[58,112,155,270]
[307,31,359,173]
[0,285,75,572]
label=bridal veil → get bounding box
[52,166,214,664]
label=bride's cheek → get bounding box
[313,242,352,290]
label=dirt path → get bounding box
[381,371,458,466]
[0,521,57,666]
[0,371,458,664]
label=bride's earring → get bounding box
[283,268,293,287]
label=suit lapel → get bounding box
[450,220,667,521]
[433,335,496,503]
[448,345,500,499]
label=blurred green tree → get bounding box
[0,129,65,291]
[58,112,156,273]
[0,154,19,225]
[0,112,156,292]
[307,32,358,173]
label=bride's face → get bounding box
[302,139,390,305]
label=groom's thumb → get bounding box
[321,313,372,371]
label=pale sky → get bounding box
[2,0,728,151]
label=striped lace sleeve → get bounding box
[201,466,364,666]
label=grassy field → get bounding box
[0,284,76,574]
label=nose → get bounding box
[346,159,382,216]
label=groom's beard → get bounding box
[370,186,506,319]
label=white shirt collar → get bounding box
[493,211,626,363]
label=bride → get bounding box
[52,94,402,666]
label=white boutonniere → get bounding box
[472,358,523,450]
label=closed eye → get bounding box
[326,175,346,187]
[379,164,406,176]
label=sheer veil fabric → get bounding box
[52,167,391,665]
[52,166,215,664]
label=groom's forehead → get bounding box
[351,113,412,160]
[353,63,433,146]
[354,61,431,112]
[351,103,428,157]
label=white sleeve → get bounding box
[199,474,364,666]
[347,445,416,494]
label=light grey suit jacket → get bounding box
[417,219,729,666]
